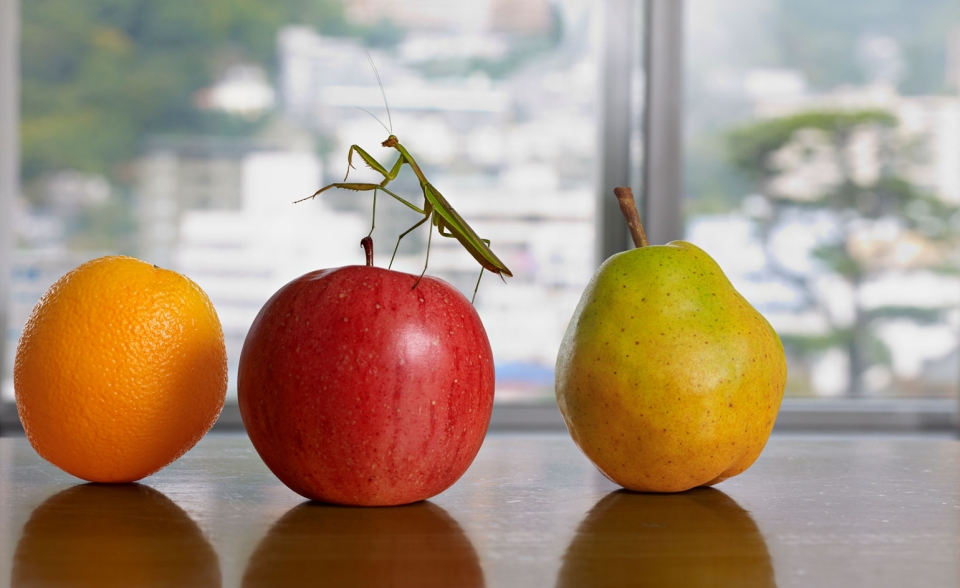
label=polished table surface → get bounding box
[1,432,958,588]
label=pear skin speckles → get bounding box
[555,241,786,493]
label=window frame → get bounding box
[0,0,957,435]
[0,0,18,436]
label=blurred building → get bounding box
[30,6,602,403]
[136,139,367,397]
[272,25,598,401]
[344,0,553,35]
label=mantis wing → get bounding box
[426,183,512,278]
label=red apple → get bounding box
[238,259,495,506]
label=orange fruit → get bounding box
[14,255,227,482]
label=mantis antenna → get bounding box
[364,51,392,134]
[299,51,513,303]
[356,106,390,134]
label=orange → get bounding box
[14,255,227,482]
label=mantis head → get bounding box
[382,135,399,148]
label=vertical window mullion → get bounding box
[0,0,20,416]
[597,0,638,266]
[641,0,684,248]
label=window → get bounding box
[3,1,958,432]
[2,0,605,418]
[684,0,960,404]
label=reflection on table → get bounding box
[1,434,957,588]
[242,501,483,588]
[12,484,220,588]
[559,488,774,588]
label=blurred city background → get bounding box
[4,0,960,405]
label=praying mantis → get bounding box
[297,59,512,302]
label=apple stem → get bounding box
[361,236,374,266]
[613,187,649,248]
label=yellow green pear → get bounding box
[555,188,786,493]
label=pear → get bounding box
[555,187,786,493]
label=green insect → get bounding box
[297,57,512,303]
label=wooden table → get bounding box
[1,433,958,587]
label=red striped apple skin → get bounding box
[239,265,495,506]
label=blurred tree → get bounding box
[777,0,960,94]
[684,0,960,219]
[728,110,960,395]
[20,0,352,184]
[19,0,380,253]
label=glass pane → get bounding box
[684,0,960,398]
[6,1,602,406]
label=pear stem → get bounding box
[613,187,649,248]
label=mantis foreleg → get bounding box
[345,145,412,188]
[343,145,392,181]
[296,181,428,244]
[336,148,431,244]
[304,182,425,214]
[302,132,512,300]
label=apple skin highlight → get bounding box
[238,265,495,506]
